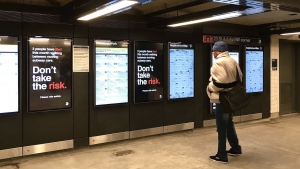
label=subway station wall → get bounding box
[0,20,270,159]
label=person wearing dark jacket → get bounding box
[207,41,242,163]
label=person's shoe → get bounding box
[227,148,242,156]
[209,155,228,164]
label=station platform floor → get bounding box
[0,113,300,169]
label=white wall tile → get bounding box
[270,35,280,114]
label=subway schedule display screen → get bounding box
[135,41,164,103]
[245,46,264,93]
[169,43,194,99]
[28,37,72,112]
[0,36,18,114]
[95,40,128,106]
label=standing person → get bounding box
[207,41,242,164]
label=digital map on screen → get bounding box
[0,44,18,113]
[95,45,128,105]
[246,47,264,93]
[169,44,194,99]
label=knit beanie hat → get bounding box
[212,41,228,52]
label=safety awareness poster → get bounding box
[28,37,72,112]
[135,41,164,103]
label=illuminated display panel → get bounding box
[95,40,128,105]
[169,43,194,99]
[0,36,18,114]
[28,37,72,112]
[245,46,264,93]
[134,41,164,103]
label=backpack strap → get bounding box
[212,66,241,88]
[212,78,237,88]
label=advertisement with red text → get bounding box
[28,37,72,112]
[134,41,164,103]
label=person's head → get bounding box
[212,41,228,58]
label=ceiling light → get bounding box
[113,6,133,15]
[78,0,138,21]
[280,32,300,36]
[168,12,242,27]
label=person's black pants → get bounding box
[215,103,241,160]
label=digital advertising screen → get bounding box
[169,43,194,99]
[245,46,264,93]
[95,40,128,106]
[0,36,19,114]
[28,37,72,112]
[134,41,164,103]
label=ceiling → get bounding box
[0,0,72,7]
[1,0,300,33]
[223,10,300,26]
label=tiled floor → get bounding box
[0,114,299,169]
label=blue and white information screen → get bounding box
[95,40,128,105]
[169,43,194,99]
[245,46,264,93]
[0,36,18,114]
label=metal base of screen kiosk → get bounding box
[241,113,263,122]
[23,140,73,156]
[130,122,194,139]
[203,113,263,127]
[164,122,194,134]
[130,127,164,139]
[0,122,193,160]
[0,147,22,160]
[89,132,129,145]
[89,122,194,145]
